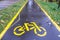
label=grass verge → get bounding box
[0,0,26,33]
[36,0,60,26]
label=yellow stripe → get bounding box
[0,0,28,39]
[34,0,60,32]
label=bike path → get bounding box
[2,0,60,40]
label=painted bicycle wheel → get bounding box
[34,27,47,37]
[13,26,25,36]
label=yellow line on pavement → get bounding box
[0,0,28,40]
[34,0,60,32]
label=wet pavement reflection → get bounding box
[2,0,60,40]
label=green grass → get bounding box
[36,0,60,26]
[0,0,26,33]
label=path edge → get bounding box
[0,0,28,40]
[34,0,60,32]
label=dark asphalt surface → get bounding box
[2,0,60,40]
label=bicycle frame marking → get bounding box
[13,22,47,37]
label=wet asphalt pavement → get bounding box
[2,0,60,40]
[0,0,18,10]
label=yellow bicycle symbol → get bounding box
[13,22,47,37]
